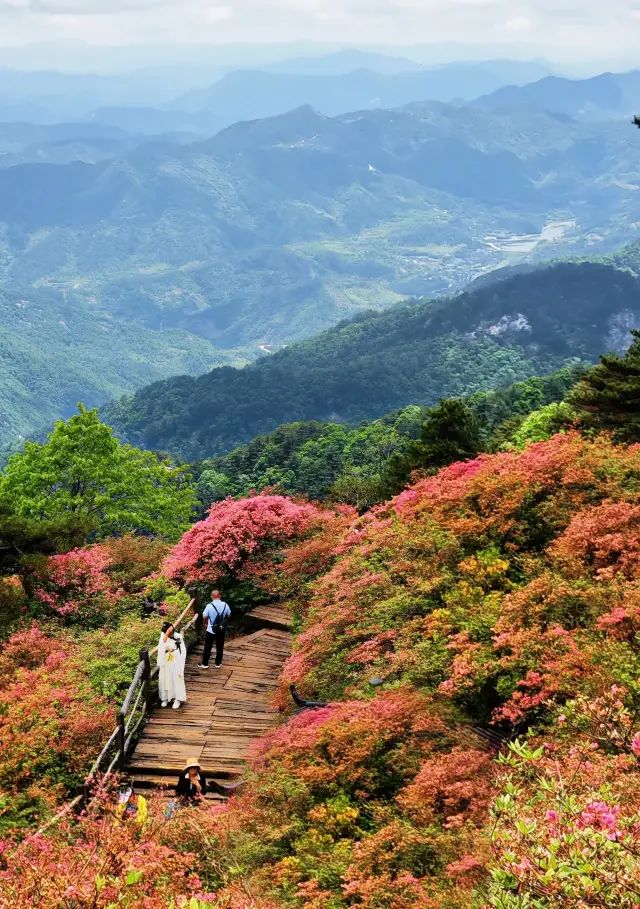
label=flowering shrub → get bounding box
[79,615,169,700]
[0,788,214,908]
[164,494,325,585]
[0,622,68,679]
[0,632,112,838]
[204,432,640,906]
[4,432,640,905]
[280,434,640,720]
[34,545,117,617]
[173,690,493,909]
[163,493,331,613]
[31,535,170,626]
[489,690,640,907]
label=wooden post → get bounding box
[117,710,126,772]
[140,647,152,715]
[188,584,204,639]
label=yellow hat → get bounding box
[184,757,201,771]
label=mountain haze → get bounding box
[167,62,544,120]
[2,100,639,349]
[2,92,640,443]
[476,69,640,120]
[261,49,426,75]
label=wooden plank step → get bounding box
[128,772,236,789]
[245,605,292,632]
[127,760,242,780]
[127,608,291,781]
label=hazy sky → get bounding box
[1,0,639,63]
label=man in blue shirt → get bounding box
[198,590,231,669]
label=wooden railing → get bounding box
[15,599,200,848]
[84,598,198,788]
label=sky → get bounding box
[0,0,639,66]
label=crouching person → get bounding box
[176,758,208,804]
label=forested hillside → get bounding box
[5,98,638,350]
[0,283,237,445]
[2,94,640,441]
[194,366,583,504]
[103,260,639,459]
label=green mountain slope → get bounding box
[193,366,582,503]
[0,283,239,445]
[2,100,640,358]
[3,98,640,445]
[103,260,639,460]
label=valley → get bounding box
[0,93,640,445]
[102,258,640,460]
[3,29,640,909]
[483,219,576,254]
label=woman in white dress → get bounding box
[157,621,187,710]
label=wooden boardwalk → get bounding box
[127,606,291,795]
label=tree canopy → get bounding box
[382,398,482,496]
[570,329,640,442]
[0,405,195,542]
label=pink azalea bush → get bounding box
[31,535,170,625]
[163,494,327,608]
[34,546,118,617]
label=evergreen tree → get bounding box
[382,398,482,496]
[0,506,90,581]
[570,330,640,442]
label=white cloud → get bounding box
[0,0,639,64]
[504,17,531,32]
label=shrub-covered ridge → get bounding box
[3,430,640,906]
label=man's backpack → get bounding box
[211,602,229,631]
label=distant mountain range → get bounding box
[0,99,638,353]
[102,258,640,460]
[3,54,637,143]
[1,85,640,445]
[166,60,551,122]
[261,49,427,75]
[0,54,552,133]
[0,121,149,168]
[475,70,640,121]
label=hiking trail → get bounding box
[126,605,291,800]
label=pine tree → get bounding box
[570,330,640,441]
[382,398,482,496]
